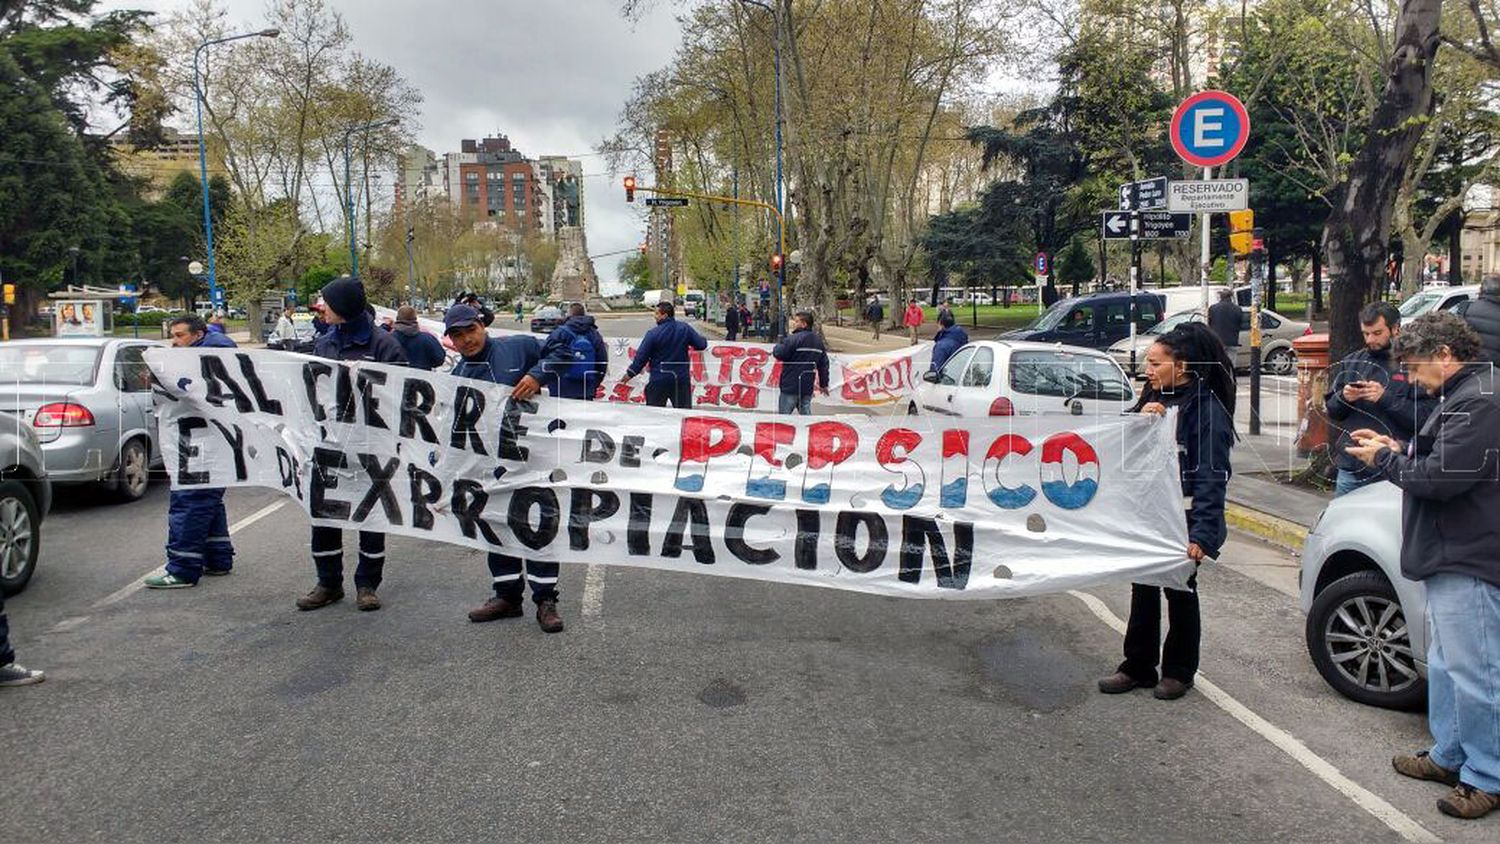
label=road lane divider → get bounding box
[1067,589,1439,844]
[89,499,287,610]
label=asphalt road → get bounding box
[0,473,1485,843]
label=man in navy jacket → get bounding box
[929,313,969,374]
[390,305,447,370]
[296,278,407,613]
[145,315,240,590]
[445,305,565,633]
[619,301,708,408]
[772,310,829,415]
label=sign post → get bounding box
[1169,90,1251,313]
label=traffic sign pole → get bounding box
[1200,166,1212,313]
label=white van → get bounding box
[1159,285,1230,315]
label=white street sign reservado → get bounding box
[1167,179,1249,213]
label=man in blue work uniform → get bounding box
[390,305,447,370]
[145,315,240,589]
[533,303,608,400]
[929,312,969,374]
[296,277,408,612]
[445,304,566,633]
[772,310,829,415]
[619,301,708,408]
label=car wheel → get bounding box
[1264,347,1295,376]
[1305,571,1425,710]
[0,480,39,596]
[114,437,151,502]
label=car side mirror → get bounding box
[922,370,941,384]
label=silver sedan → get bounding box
[0,338,164,502]
[1109,307,1310,377]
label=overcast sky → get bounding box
[102,0,687,291]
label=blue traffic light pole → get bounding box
[193,29,278,310]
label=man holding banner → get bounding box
[773,310,829,415]
[297,278,408,613]
[619,301,708,409]
[445,304,565,633]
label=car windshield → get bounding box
[1010,350,1133,401]
[1029,300,1075,331]
[0,345,102,386]
[1399,292,1443,318]
[1146,310,1201,336]
[537,307,562,318]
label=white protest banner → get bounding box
[374,305,930,413]
[146,348,1193,599]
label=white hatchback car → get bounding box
[909,340,1136,418]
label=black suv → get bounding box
[1001,291,1166,350]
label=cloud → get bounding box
[102,0,683,287]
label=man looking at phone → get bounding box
[1325,302,1436,497]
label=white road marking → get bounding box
[1067,590,1440,844]
[91,500,287,610]
[50,616,90,632]
[581,563,605,622]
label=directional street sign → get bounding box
[1118,177,1168,211]
[1101,210,1191,240]
[1138,212,1194,239]
[1168,178,1249,213]
[645,197,690,207]
[1170,90,1251,169]
[1101,211,1131,239]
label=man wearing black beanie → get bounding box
[298,276,409,612]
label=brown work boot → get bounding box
[1153,678,1193,700]
[536,599,564,634]
[1392,751,1460,786]
[296,585,343,611]
[1437,784,1500,819]
[467,595,523,623]
[1097,671,1147,694]
[356,587,382,612]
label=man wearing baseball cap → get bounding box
[444,303,565,633]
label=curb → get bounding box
[1225,502,1310,551]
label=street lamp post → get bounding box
[193,28,279,311]
[344,118,398,280]
[737,0,786,338]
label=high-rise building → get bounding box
[107,128,206,197]
[394,144,443,210]
[441,136,543,230]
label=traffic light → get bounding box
[1229,209,1255,256]
[623,175,637,202]
[770,253,784,272]
[2,283,13,305]
[405,226,415,244]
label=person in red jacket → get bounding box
[902,298,924,345]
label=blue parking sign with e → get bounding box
[1170,90,1250,169]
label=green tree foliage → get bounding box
[617,251,654,296]
[1057,237,1095,289]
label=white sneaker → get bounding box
[0,662,45,687]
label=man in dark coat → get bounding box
[929,312,970,374]
[445,304,565,633]
[1456,274,1500,364]
[620,301,708,408]
[865,296,884,340]
[1207,289,1243,351]
[724,298,742,341]
[773,310,830,415]
[1346,312,1500,820]
[145,315,239,590]
[1324,301,1435,497]
[390,305,447,370]
[297,277,408,613]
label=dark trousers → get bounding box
[165,489,234,583]
[0,589,12,666]
[487,552,559,604]
[311,526,385,590]
[726,326,738,342]
[644,377,693,409]
[1119,574,1200,684]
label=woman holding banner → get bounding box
[1098,322,1235,701]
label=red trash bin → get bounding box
[1293,333,1331,457]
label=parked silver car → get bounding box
[0,338,164,502]
[0,411,51,595]
[1299,481,1426,710]
[1109,307,1310,377]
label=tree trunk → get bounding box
[1320,0,1442,361]
[1312,248,1323,317]
[1449,212,1463,283]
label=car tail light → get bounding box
[34,402,95,427]
[988,397,1015,417]
[1303,326,1313,336]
